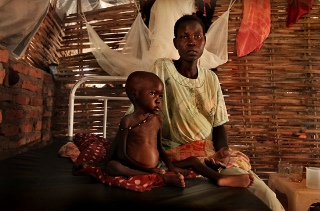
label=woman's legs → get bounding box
[220,167,285,211]
[174,156,253,188]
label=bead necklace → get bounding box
[119,113,151,131]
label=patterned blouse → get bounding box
[151,58,229,149]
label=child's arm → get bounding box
[158,130,175,170]
[104,130,119,163]
[156,116,173,169]
[157,126,188,175]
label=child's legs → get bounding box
[107,161,185,188]
[173,156,221,180]
[159,173,186,188]
[173,156,201,168]
[106,160,149,176]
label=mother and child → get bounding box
[104,14,284,211]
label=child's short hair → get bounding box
[125,71,162,101]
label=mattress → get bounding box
[0,138,271,211]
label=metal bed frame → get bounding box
[68,76,129,139]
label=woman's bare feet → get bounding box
[160,173,185,187]
[217,173,254,188]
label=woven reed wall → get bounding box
[23,4,64,72]
[52,3,137,138]
[52,1,320,181]
[216,0,320,180]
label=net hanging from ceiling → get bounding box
[84,0,236,76]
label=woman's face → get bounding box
[173,20,206,62]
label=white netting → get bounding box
[86,22,144,76]
[86,0,236,76]
[120,13,151,61]
[200,0,236,67]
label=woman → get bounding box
[147,14,284,211]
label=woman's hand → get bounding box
[204,147,231,170]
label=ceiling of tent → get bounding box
[55,0,133,20]
[0,0,132,58]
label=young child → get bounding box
[105,71,254,188]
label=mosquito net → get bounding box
[86,0,236,76]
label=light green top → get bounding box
[150,58,229,149]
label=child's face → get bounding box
[136,80,164,114]
[173,20,206,62]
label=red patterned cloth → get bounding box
[59,133,198,192]
[73,165,166,192]
[73,165,197,192]
[74,133,110,164]
[73,133,111,152]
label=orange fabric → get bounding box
[166,140,252,171]
[286,0,314,27]
[58,142,80,162]
[236,0,271,57]
[166,140,215,163]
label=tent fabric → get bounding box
[0,0,128,58]
[236,0,271,57]
[0,0,50,57]
[286,0,314,28]
[55,0,103,20]
[87,0,236,76]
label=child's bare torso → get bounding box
[118,114,162,169]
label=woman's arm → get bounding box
[212,124,229,151]
[205,124,230,169]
